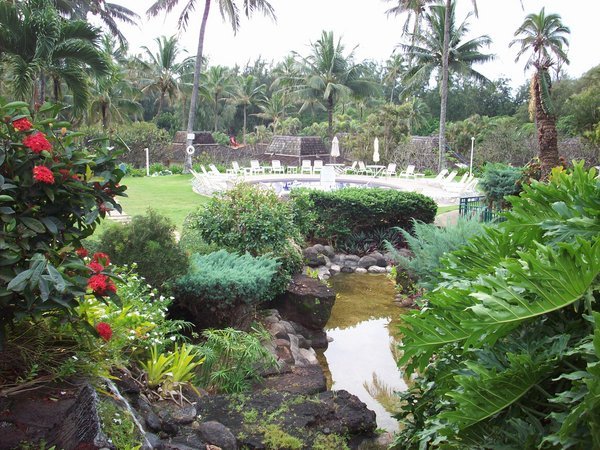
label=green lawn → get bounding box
[436,204,459,215]
[117,175,210,229]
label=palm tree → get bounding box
[400,2,493,166]
[199,66,234,132]
[295,30,375,140]
[0,0,108,112]
[385,0,431,39]
[510,8,570,177]
[254,91,288,135]
[228,75,266,143]
[384,53,408,102]
[146,0,276,172]
[139,36,193,118]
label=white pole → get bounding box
[145,147,150,177]
[469,137,475,177]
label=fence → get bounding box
[459,196,506,223]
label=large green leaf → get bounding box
[441,353,550,429]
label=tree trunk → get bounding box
[39,70,46,105]
[157,92,165,117]
[438,0,451,171]
[101,103,108,129]
[534,72,559,178]
[242,104,247,144]
[327,94,334,140]
[53,77,60,102]
[214,94,218,132]
[184,0,211,173]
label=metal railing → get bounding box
[459,196,506,223]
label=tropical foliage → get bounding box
[394,163,600,448]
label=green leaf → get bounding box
[7,269,32,291]
[441,353,549,429]
[42,185,55,202]
[20,217,46,234]
[0,195,13,202]
[47,265,66,293]
[2,101,29,109]
[41,217,59,234]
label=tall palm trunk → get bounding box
[184,0,211,173]
[101,102,109,129]
[438,0,451,171]
[533,72,558,178]
[327,94,334,140]
[213,93,218,131]
[39,70,46,105]
[157,91,165,117]
[242,104,247,144]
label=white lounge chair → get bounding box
[301,160,312,174]
[456,172,469,185]
[357,161,371,175]
[227,161,242,175]
[443,170,458,184]
[271,160,285,174]
[384,163,397,177]
[399,165,416,178]
[433,169,449,182]
[313,160,323,174]
[208,164,226,177]
[249,160,264,175]
[344,161,358,174]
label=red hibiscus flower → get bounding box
[13,117,33,132]
[87,261,104,273]
[23,132,52,153]
[33,166,55,184]
[87,273,116,296]
[92,252,110,266]
[95,322,113,341]
[76,247,89,258]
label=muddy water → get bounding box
[317,273,407,433]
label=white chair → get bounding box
[200,165,210,176]
[443,170,458,184]
[249,160,264,175]
[357,161,371,175]
[433,169,449,182]
[344,161,358,174]
[271,160,284,174]
[384,163,397,177]
[313,160,324,174]
[399,165,415,178]
[301,160,312,174]
[208,164,225,177]
[456,172,469,185]
[227,161,242,175]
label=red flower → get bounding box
[87,273,116,296]
[23,132,52,153]
[33,166,55,184]
[13,117,33,132]
[87,261,104,273]
[76,247,89,258]
[92,252,110,266]
[96,322,113,341]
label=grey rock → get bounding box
[156,402,197,425]
[368,251,388,267]
[323,245,335,257]
[303,247,326,267]
[367,265,388,274]
[297,347,318,366]
[340,266,355,273]
[280,320,296,336]
[268,322,289,340]
[197,421,237,450]
[345,254,360,263]
[330,264,341,273]
[358,256,377,268]
[355,267,368,274]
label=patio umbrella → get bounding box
[373,137,380,163]
[331,136,340,162]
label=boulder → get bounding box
[155,402,197,426]
[196,421,237,450]
[330,264,341,274]
[368,251,388,267]
[270,274,336,330]
[345,254,360,263]
[340,266,355,273]
[323,245,335,257]
[303,247,326,267]
[355,267,368,274]
[358,255,378,268]
[258,365,327,395]
[367,265,388,274]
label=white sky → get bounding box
[113,0,600,89]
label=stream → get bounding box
[317,273,407,433]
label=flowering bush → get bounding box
[0,100,126,339]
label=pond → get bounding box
[317,273,407,433]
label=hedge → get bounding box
[289,187,437,243]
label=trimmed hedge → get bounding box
[289,188,437,243]
[173,250,278,329]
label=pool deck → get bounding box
[192,173,478,207]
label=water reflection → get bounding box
[319,273,407,433]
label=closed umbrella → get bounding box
[331,136,340,162]
[373,137,380,163]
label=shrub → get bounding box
[386,217,485,290]
[173,250,279,329]
[289,187,437,243]
[98,209,188,289]
[212,131,230,146]
[195,326,277,393]
[0,100,125,336]
[479,163,523,208]
[186,183,302,297]
[337,227,403,256]
[169,164,183,174]
[179,214,220,256]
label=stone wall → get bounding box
[268,135,329,158]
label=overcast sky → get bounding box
[112,0,600,90]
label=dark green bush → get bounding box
[337,227,403,256]
[173,250,278,329]
[479,163,523,208]
[98,209,188,289]
[186,183,302,297]
[289,187,437,243]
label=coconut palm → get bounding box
[385,0,432,39]
[146,0,276,171]
[254,91,289,135]
[54,0,139,46]
[384,53,408,102]
[0,0,108,112]
[228,75,266,143]
[510,8,570,176]
[199,66,234,132]
[400,2,493,166]
[139,36,193,118]
[294,30,376,140]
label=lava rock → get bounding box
[367,265,388,274]
[358,256,377,268]
[196,421,237,450]
[303,247,326,267]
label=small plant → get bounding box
[142,343,204,389]
[261,424,302,450]
[142,346,174,389]
[479,163,523,209]
[305,267,319,279]
[312,433,349,450]
[98,399,142,450]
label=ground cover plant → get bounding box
[394,162,600,448]
[289,187,437,244]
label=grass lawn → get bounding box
[436,204,459,215]
[116,174,210,230]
